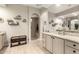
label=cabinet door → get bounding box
[45,35,53,53]
[42,34,47,48]
[0,36,2,50]
[2,34,6,47]
[53,37,64,54]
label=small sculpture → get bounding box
[14,15,22,20]
[22,18,27,22]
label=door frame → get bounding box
[28,13,40,42]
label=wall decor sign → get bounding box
[0,17,4,23]
[14,15,22,20]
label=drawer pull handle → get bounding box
[73,44,76,46]
[73,50,76,53]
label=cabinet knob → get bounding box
[73,50,76,53]
[53,37,55,39]
[73,44,76,47]
[51,36,54,39]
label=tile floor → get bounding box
[0,39,50,54]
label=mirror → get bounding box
[71,19,79,30]
[65,15,79,31]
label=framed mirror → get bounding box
[65,15,79,31]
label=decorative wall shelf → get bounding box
[7,20,19,26]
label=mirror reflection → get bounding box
[55,12,79,33]
[65,15,79,31]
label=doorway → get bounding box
[31,13,39,40]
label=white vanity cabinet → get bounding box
[42,33,64,54]
[42,34,47,48]
[2,33,6,47]
[45,35,53,53]
[65,40,79,54]
[42,34,53,53]
[0,33,6,50]
[53,37,64,54]
[42,32,79,54]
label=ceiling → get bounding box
[60,11,79,18]
[48,4,78,13]
[0,4,79,16]
[23,4,52,8]
[23,4,79,14]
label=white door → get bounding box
[45,35,53,53]
[53,37,64,54]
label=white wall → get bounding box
[0,5,29,45]
[40,8,56,35]
[40,8,49,39]
[0,4,40,45]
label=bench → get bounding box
[10,35,27,47]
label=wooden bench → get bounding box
[10,35,27,47]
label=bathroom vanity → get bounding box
[42,32,79,54]
[42,13,79,54]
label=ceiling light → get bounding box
[72,13,77,16]
[56,4,61,7]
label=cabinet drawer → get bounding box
[65,46,79,54]
[65,40,79,50]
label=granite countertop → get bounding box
[43,32,79,43]
[56,30,79,33]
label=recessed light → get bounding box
[56,4,61,7]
